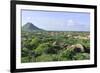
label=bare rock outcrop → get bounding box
[68,44,85,52]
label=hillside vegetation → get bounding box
[21,31,90,63]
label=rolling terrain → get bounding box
[21,23,90,63]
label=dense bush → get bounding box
[36,54,54,62]
[73,53,90,60]
[21,31,90,63]
[30,37,41,49]
[21,57,31,63]
[21,48,29,57]
[58,49,76,60]
[35,43,50,55]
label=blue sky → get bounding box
[21,10,90,31]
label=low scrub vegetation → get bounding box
[21,31,90,63]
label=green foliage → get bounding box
[81,39,90,48]
[21,48,29,57]
[21,31,90,63]
[21,57,30,63]
[58,49,76,60]
[74,53,90,60]
[30,37,40,49]
[47,45,62,54]
[36,54,54,62]
[35,43,50,55]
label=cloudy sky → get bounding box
[21,10,90,31]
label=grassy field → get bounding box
[21,31,90,63]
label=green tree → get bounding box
[30,37,41,49]
[35,43,50,55]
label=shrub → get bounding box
[30,37,40,49]
[47,45,62,54]
[73,53,90,60]
[81,39,90,48]
[22,40,32,49]
[58,49,76,61]
[35,43,50,55]
[21,48,29,57]
[21,57,30,63]
[36,54,54,62]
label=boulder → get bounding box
[69,44,85,52]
